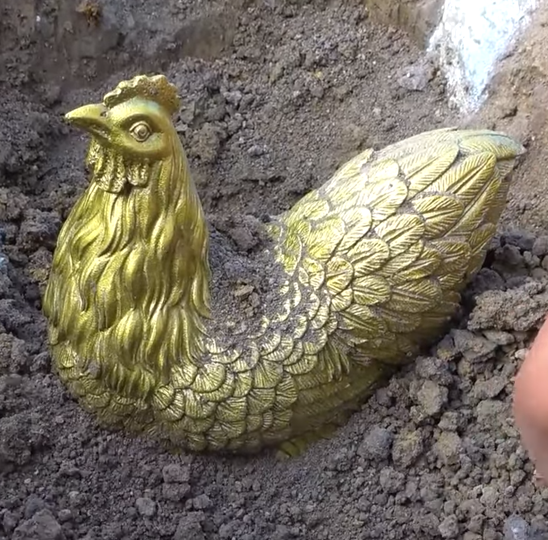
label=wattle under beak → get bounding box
[64,103,111,139]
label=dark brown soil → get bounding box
[2,1,548,539]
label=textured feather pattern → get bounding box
[44,91,524,458]
[274,128,523,369]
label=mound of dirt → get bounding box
[2,1,548,540]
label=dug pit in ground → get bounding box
[2,1,548,539]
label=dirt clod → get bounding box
[392,429,426,469]
[12,509,63,540]
[359,425,394,461]
[416,380,448,417]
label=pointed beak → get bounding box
[64,103,111,140]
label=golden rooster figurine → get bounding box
[43,74,524,455]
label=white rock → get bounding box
[428,0,538,113]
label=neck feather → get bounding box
[44,137,210,395]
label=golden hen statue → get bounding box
[43,74,524,455]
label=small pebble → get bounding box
[392,429,425,468]
[396,59,434,91]
[483,330,515,345]
[439,515,459,538]
[532,236,548,258]
[451,330,498,362]
[192,494,212,510]
[162,463,190,484]
[247,144,265,157]
[480,486,499,507]
[358,426,394,461]
[433,431,462,466]
[472,376,507,400]
[417,380,448,416]
[57,509,72,523]
[496,244,524,267]
[379,467,405,494]
[135,497,156,518]
[162,483,191,502]
[68,491,82,507]
[438,411,462,432]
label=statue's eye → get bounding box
[129,121,152,142]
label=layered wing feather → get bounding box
[279,127,524,366]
